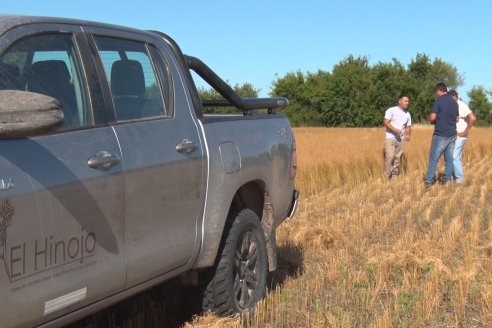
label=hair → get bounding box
[435,82,448,92]
[448,89,458,97]
[399,93,410,100]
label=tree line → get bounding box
[197,53,492,127]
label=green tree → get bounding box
[370,59,409,125]
[321,55,375,126]
[468,86,492,125]
[198,82,259,114]
[403,53,463,123]
[270,71,306,126]
[301,70,330,126]
[406,54,435,123]
[431,58,463,88]
[269,52,475,127]
[270,70,328,126]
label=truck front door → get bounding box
[0,29,126,327]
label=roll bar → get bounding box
[184,55,288,115]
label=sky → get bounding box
[2,1,491,102]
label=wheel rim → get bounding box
[233,230,260,309]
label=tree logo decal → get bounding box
[0,199,14,279]
[0,198,98,283]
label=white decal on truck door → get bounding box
[44,287,87,315]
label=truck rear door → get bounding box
[0,28,126,326]
[88,32,206,284]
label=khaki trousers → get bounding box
[385,138,405,179]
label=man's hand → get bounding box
[384,118,401,136]
[429,112,437,124]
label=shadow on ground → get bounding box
[67,243,304,328]
[268,241,304,289]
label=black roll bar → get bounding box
[184,55,288,114]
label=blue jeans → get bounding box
[453,136,468,183]
[425,135,456,184]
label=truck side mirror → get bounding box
[0,90,64,138]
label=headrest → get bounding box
[111,60,145,97]
[31,60,71,82]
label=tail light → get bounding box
[290,134,297,180]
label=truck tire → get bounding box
[202,209,268,315]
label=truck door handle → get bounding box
[176,138,197,153]
[87,151,120,169]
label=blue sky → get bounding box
[2,1,491,101]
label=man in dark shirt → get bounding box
[424,82,459,187]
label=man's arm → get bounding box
[458,112,477,137]
[405,126,411,141]
[384,118,401,135]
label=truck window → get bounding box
[0,34,92,129]
[93,36,168,121]
[148,45,172,117]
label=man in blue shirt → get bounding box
[424,82,459,187]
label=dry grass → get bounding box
[187,126,492,327]
[294,126,491,196]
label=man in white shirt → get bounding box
[383,94,412,179]
[448,90,476,184]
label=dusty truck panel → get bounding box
[195,116,295,271]
[0,14,298,327]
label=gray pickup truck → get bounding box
[0,15,298,327]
